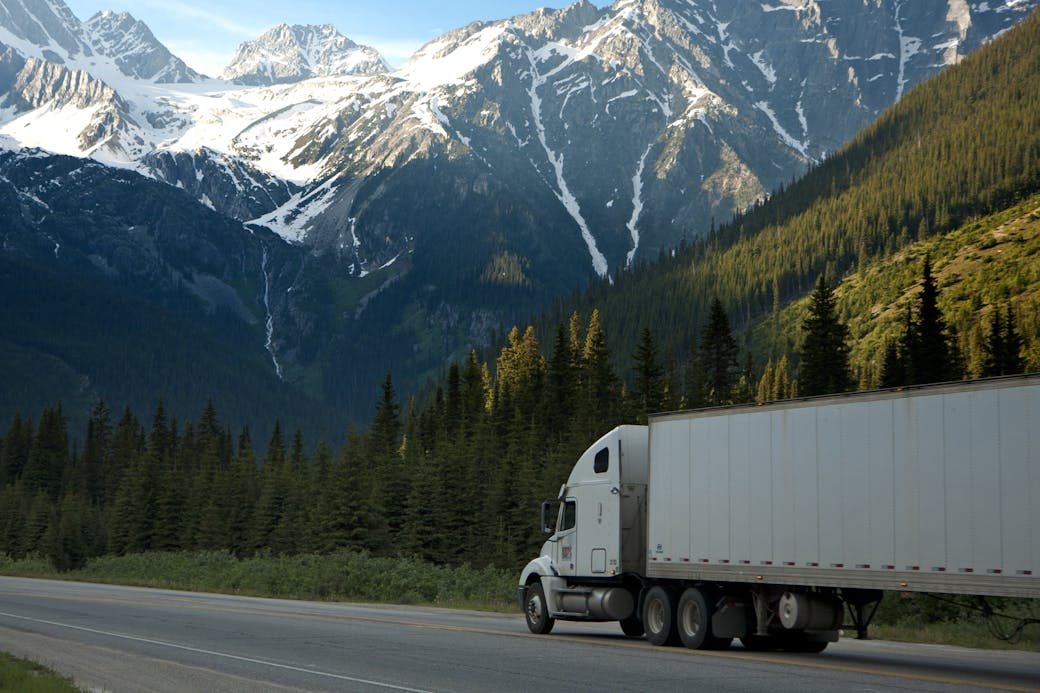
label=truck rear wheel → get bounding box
[676,588,731,650]
[524,582,555,635]
[643,587,678,646]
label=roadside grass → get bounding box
[870,592,1040,651]
[869,621,1040,651]
[0,551,516,611]
[0,652,80,692]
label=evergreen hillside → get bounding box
[563,8,1040,372]
[754,194,1040,385]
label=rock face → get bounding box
[221,24,388,85]
[83,10,203,82]
[143,148,300,221]
[0,0,1038,422]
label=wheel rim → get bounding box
[527,592,543,626]
[681,599,702,639]
[647,597,665,634]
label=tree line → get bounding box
[1,259,1027,573]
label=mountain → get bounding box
[83,10,202,82]
[0,148,342,442]
[0,0,1037,426]
[0,1,202,82]
[222,24,388,85]
[558,6,1040,383]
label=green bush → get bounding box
[0,551,516,610]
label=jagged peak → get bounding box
[222,23,388,85]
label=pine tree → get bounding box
[879,339,906,388]
[547,321,578,428]
[756,359,775,404]
[22,405,69,500]
[700,298,739,406]
[579,310,618,438]
[370,372,401,459]
[909,257,958,384]
[632,327,664,422]
[47,493,91,572]
[252,422,286,552]
[798,273,853,396]
[1,415,33,487]
[683,337,706,408]
[82,401,111,504]
[983,303,1026,376]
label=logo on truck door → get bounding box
[562,546,572,559]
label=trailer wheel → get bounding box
[619,614,644,637]
[643,587,678,646]
[524,582,555,635]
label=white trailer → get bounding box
[518,375,1040,651]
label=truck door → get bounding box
[556,499,577,576]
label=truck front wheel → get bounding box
[619,613,644,637]
[524,582,555,634]
[643,587,678,646]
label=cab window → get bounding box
[559,500,576,532]
[594,447,609,474]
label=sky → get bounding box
[63,1,609,76]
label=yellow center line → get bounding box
[1,589,1036,692]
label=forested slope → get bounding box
[562,8,1040,373]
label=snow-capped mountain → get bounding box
[1,0,1035,276]
[0,0,202,82]
[1,0,1038,422]
[222,24,388,85]
[83,10,202,82]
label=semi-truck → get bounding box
[518,375,1039,651]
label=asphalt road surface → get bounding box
[0,577,1036,692]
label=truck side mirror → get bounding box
[541,500,555,535]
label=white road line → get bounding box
[0,610,430,693]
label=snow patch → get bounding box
[525,47,608,278]
[625,143,653,268]
[750,50,777,84]
[260,243,283,380]
[755,101,809,159]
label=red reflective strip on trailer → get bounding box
[806,562,819,567]
[883,565,895,570]
[856,564,871,569]
[830,563,844,568]
[960,568,974,573]
[987,569,1002,574]
[932,567,947,572]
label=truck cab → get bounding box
[518,426,648,632]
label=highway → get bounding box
[0,577,1036,692]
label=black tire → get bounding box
[676,588,733,650]
[619,614,645,637]
[524,582,555,635]
[643,586,678,646]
